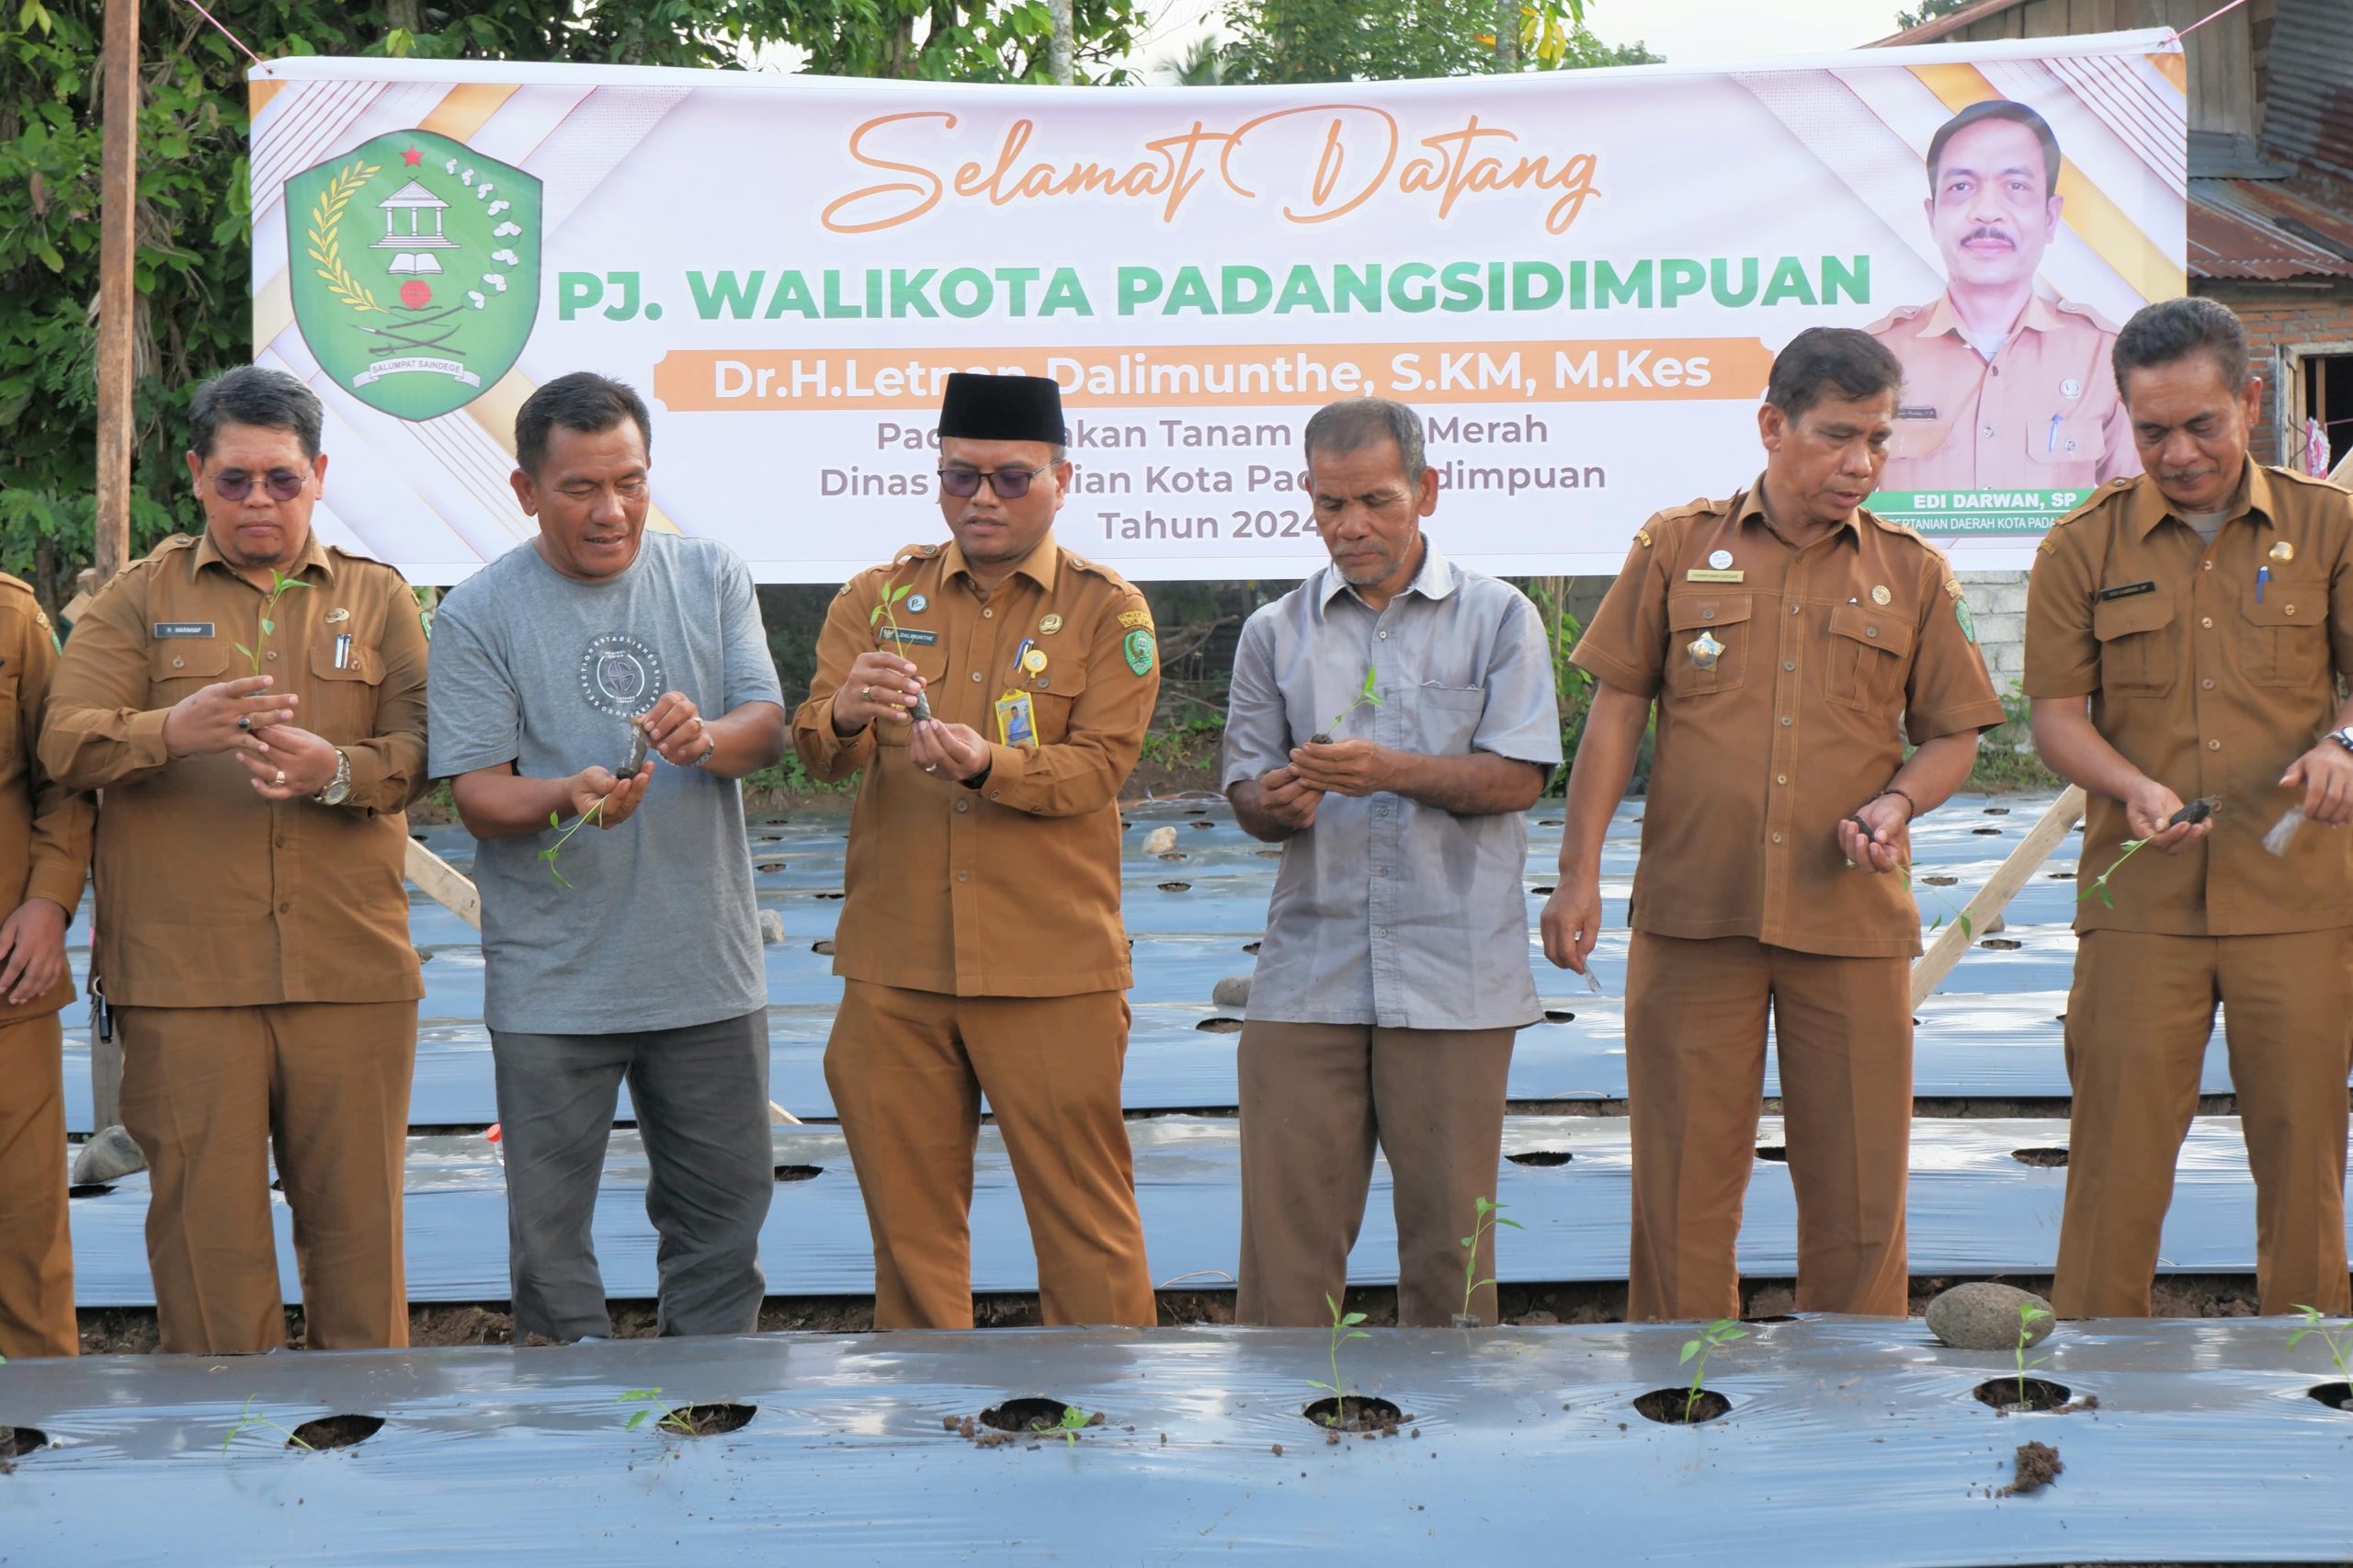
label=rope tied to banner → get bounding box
[2173,0,2252,40]
[179,0,265,67]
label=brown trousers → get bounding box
[0,1013,75,1357]
[824,982,1154,1329]
[118,1001,415,1354]
[1236,1022,1516,1327]
[1626,933,1914,1322]
[2056,928,2353,1318]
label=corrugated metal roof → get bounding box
[1871,0,2030,47]
[2189,175,2353,278]
[2266,0,2353,182]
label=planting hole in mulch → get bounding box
[1188,820,1213,830]
[1538,819,1563,826]
[1185,809,1209,816]
[773,1165,823,1182]
[1196,1018,1245,1034]
[813,891,846,901]
[980,1397,1082,1435]
[1972,827,2002,835]
[290,1415,384,1450]
[655,1403,756,1437]
[1973,1378,2072,1414]
[1157,881,1192,892]
[1302,1394,1404,1433]
[0,1426,48,1460]
[1243,941,1262,954]
[1529,884,1556,896]
[1541,1009,1575,1023]
[2046,870,2074,880]
[1253,848,1283,858]
[1983,806,2011,816]
[1922,874,1959,886]
[1755,1146,1789,1162]
[2011,1147,2069,1167]
[1980,937,2024,950]
[1507,1150,1573,1166]
[1156,852,1188,862]
[2305,1382,2353,1412]
[1633,1388,1731,1426]
[1999,1439,2063,1494]
[67,1184,115,1199]
[812,940,835,954]
[755,861,784,873]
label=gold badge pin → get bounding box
[325,607,351,623]
[2269,540,2296,564]
[1039,613,1063,635]
[1021,647,1049,676]
[1688,631,1723,670]
[1870,585,1892,607]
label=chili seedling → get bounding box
[233,569,310,676]
[1308,663,1381,744]
[620,1388,699,1437]
[1458,1195,1523,1324]
[2290,1305,2353,1381]
[222,1395,316,1452]
[1900,860,1973,939]
[1678,1318,1745,1423]
[869,578,932,722]
[2013,1302,2052,1408]
[538,799,610,889]
[1029,1404,1090,1447]
[1308,1290,1371,1425]
[2082,799,2212,908]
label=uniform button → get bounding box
[2201,678,2215,690]
[1790,604,1802,616]
[2285,604,2297,616]
[1770,832,1783,844]
[954,798,969,813]
[1794,554,1805,566]
[1982,426,1995,438]
[956,869,971,882]
[2202,561,2213,571]
[982,608,994,618]
[267,650,278,661]
[1701,608,1715,620]
[278,902,290,913]
[971,671,983,682]
[274,835,286,848]
[1779,715,1792,727]
[1776,774,1788,785]
[2208,739,2221,751]
[1783,660,1796,672]
[1379,630,1389,640]
[1865,626,1879,638]
[172,655,185,669]
[989,790,1002,801]
[2200,617,2213,629]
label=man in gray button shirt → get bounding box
[1222,398,1561,1327]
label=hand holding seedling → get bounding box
[0,895,68,1006]
[1540,878,1603,974]
[161,676,297,759]
[1289,736,1395,798]
[233,722,340,800]
[2121,778,2211,856]
[1836,791,1912,875]
[832,651,926,734]
[1253,764,1323,831]
[910,718,992,782]
[2279,737,2353,826]
[638,691,713,767]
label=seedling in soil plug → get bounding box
[1030,1405,1090,1447]
[1308,1291,1371,1425]
[620,1388,699,1437]
[233,569,310,676]
[1308,663,1381,744]
[1456,1196,1524,1326]
[2289,1305,2353,1410]
[2081,799,2212,908]
[869,580,933,722]
[1900,860,1973,938]
[538,798,609,889]
[1679,1319,1746,1424]
[222,1396,316,1452]
[2013,1302,2052,1409]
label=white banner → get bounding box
[249,33,2186,584]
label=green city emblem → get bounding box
[1955,596,1977,644]
[1123,628,1156,676]
[285,131,541,422]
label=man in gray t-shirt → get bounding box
[427,373,787,1341]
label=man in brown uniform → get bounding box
[40,366,428,1353]
[792,372,1157,1329]
[0,574,91,1357]
[1868,99,2135,494]
[2026,296,2353,1318]
[1542,328,2006,1321]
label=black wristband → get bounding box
[1872,787,1918,822]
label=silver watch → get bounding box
[313,747,353,806]
[2331,727,2353,757]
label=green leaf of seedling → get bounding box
[258,619,274,636]
[1959,915,1973,937]
[1340,1312,1368,1328]
[2097,885,2114,909]
[233,642,253,661]
[625,1409,651,1430]
[1460,1233,1475,1248]
[1678,1341,1700,1365]
[1496,1216,1524,1230]
[549,811,562,829]
[890,584,912,604]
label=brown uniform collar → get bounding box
[938,531,1059,594]
[1734,476,1863,544]
[2121,460,2276,542]
[1913,290,2068,342]
[190,527,337,585]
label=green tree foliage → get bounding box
[1893,0,1977,30]
[0,1,1139,610]
[1213,0,1659,86]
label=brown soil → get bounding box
[1973,1377,2073,1414]
[290,1414,385,1450]
[1632,1388,1731,1425]
[1302,1394,1406,1437]
[659,1402,756,1437]
[1998,1439,2063,1495]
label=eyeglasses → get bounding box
[937,465,1047,500]
[210,468,308,503]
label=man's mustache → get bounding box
[1961,225,2016,248]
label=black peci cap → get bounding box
[937,372,1066,445]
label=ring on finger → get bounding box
[235,714,251,732]
[273,769,287,786]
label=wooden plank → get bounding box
[403,838,800,1124]
[1910,785,2087,1009]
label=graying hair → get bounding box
[1302,398,1427,485]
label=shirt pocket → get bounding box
[1664,593,1753,698]
[1890,409,1957,463]
[2238,580,2328,689]
[305,637,384,744]
[2023,412,2106,471]
[1408,683,1486,756]
[1022,656,1090,747]
[147,639,234,701]
[2090,589,2177,699]
[1825,601,1915,713]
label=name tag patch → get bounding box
[1897,405,1938,420]
[153,621,215,638]
[1686,568,1745,584]
[2097,581,2157,601]
[878,628,938,646]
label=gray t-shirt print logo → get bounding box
[579,632,663,719]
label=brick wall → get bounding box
[2200,283,2353,467]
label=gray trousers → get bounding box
[489,1009,773,1340]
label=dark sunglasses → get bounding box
[937,465,1047,500]
[210,468,307,502]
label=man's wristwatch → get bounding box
[313,747,352,806]
[2329,727,2353,756]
